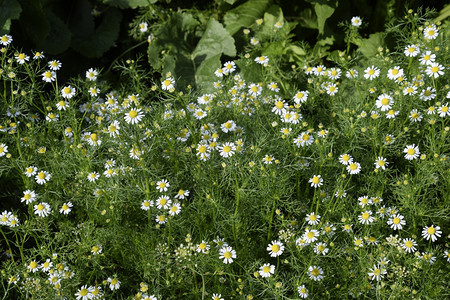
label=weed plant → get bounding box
[0,8,449,300]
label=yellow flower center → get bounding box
[302,134,310,141]
[158,215,165,222]
[428,30,435,36]
[38,172,45,180]
[393,217,400,224]
[392,69,399,75]
[407,149,415,155]
[163,79,171,86]
[431,66,439,73]
[159,198,167,205]
[63,87,71,94]
[90,133,98,141]
[349,163,357,170]
[199,243,207,250]
[405,241,413,248]
[271,244,280,252]
[362,212,369,220]
[381,98,389,105]
[30,261,38,269]
[368,69,375,75]
[378,160,385,166]
[276,101,284,109]
[129,110,138,118]
[311,268,319,276]
[224,251,232,258]
[223,146,231,153]
[427,227,435,235]
[318,245,325,251]
[312,177,319,184]
[307,232,315,239]
[263,266,271,273]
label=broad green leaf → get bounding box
[298,8,318,29]
[224,0,272,35]
[287,44,306,56]
[224,0,238,4]
[195,54,221,92]
[68,0,95,37]
[354,32,385,58]
[101,0,155,9]
[17,0,49,44]
[37,11,71,54]
[262,40,285,56]
[71,8,122,58]
[193,18,236,59]
[235,58,263,83]
[261,5,283,36]
[313,0,337,35]
[0,0,22,33]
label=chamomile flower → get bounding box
[139,22,148,32]
[161,77,175,90]
[61,86,76,99]
[34,202,51,217]
[267,82,280,92]
[358,196,371,208]
[56,100,69,111]
[314,242,329,255]
[48,60,62,70]
[409,109,422,122]
[156,195,171,210]
[308,265,324,281]
[351,16,362,27]
[197,241,210,253]
[222,61,236,74]
[156,179,170,192]
[87,172,99,182]
[438,103,449,117]
[419,51,436,65]
[423,24,438,39]
[0,34,13,46]
[267,240,284,257]
[293,90,309,104]
[219,246,236,264]
[221,120,237,133]
[305,212,321,225]
[107,277,121,291]
[272,98,288,115]
[425,62,444,78]
[421,225,442,242]
[417,89,435,103]
[403,144,420,160]
[294,132,314,147]
[214,68,224,78]
[107,120,120,137]
[124,108,144,124]
[347,162,361,174]
[298,285,309,298]
[358,211,374,225]
[59,202,73,215]
[313,65,326,76]
[21,190,37,204]
[303,229,320,243]
[364,66,380,80]
[346,69,358,78]
[218,142,236,158]
[169,203,181,216]
[376,94,394,111]
[248,83,262,97]
[35,171,51,184]
[328,67,341,80]
[254,56,269,65]
[141,200,153,211]
[404,44,419,57]
[42,70,56,82]
[374,157,388,170]
[403,85,417,96]
[368,265,386,281]
[259,263,275,278]
[212,294,224,300]
[196,143,211,161]
[386,66,403,80]
[175,189,190,200]
[262,155,274,164]
[309,175,323,188]
[387,214,405,230]
[402,238,417,253]
[325,83,338,96]
[24,166,38,177]
[46,112,59,122]
[86,68,98,81]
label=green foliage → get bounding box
[0,0,22,33]
[148,14,236,90]
[224,0,273,35]
[101,0,156,9]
